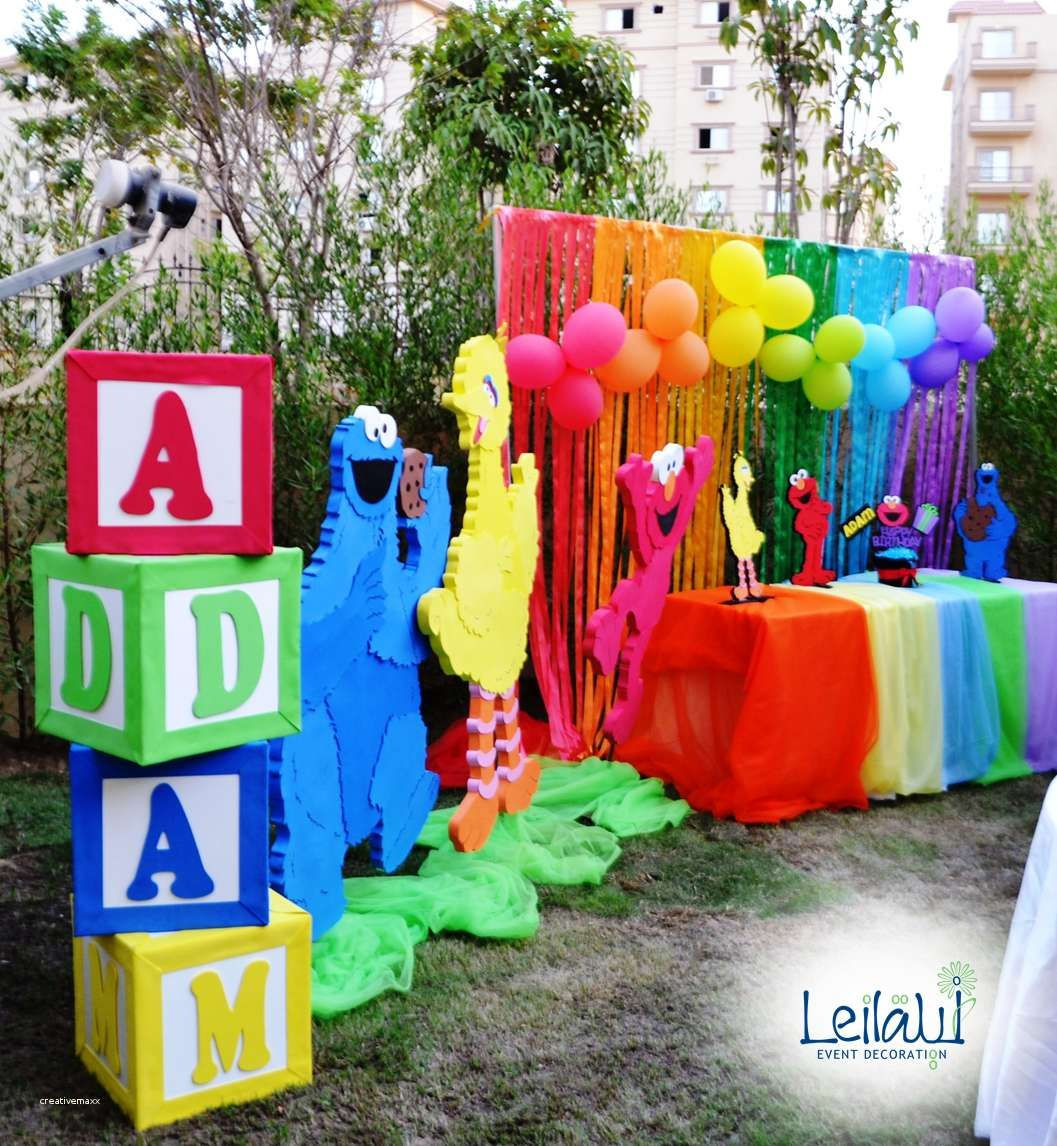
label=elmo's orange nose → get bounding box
[664,474,677,500]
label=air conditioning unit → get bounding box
[705,89,724,103]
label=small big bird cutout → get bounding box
[721,451,767,602]
[417,333,542,851]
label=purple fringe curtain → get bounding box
[887,253,977,567]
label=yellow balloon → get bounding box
[802,360,852,410]
[710,240,767,307]
[707,306,765,368]
[758,275,815,331]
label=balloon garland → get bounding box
[507,271,996,426]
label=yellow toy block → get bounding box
[72,889,311,1131]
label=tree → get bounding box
[404,0,676,218]
[822,1,917,245]
[720,1,830,237]
[6,4,171,331]
[948,188,1057,582]
[721,0,915,241]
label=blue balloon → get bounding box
[853,323,896,372]
[885,306,937,360]
[865,360,912,411]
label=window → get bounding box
[977,211,1009,244]
[979,90,1013,120]
[694,187,728,214]
[765,188,794,214]
[699,1,732,22]
[604,6,636,31]
[364,75,385,107]
[696,126,731,150]
[978,148,1012,180]
[981,29,1015,58]
[697,63,733,87]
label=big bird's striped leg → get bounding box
[496,683,541,815]
[448,684,500,852]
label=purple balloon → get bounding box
[935,287,986,343]
[960,322,996,363]
[909,338,961,389]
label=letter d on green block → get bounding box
[191,590,265,719]
[61,585,112,712]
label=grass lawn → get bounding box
[0,745,1047,1145]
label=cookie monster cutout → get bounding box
[787,468,836,587]
[584,435,714,746]
[954,461,1017,581]
[270,406,451,939]
[720,452,768,602]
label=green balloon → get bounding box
[759,334,816,383]
[802,360,852,410]
[814,315,866,364]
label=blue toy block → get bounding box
[70,742,270,936]
[953,462,1018,582]
[270,407,451,939]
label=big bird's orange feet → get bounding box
[498,754,541,814]
[448,786,500,852]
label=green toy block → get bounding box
[33,544,301,765]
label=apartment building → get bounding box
[563,0,831,241]
[945,0,1057,245]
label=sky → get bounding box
[2,1,1056,248]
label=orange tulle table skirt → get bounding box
[618,586,879,822]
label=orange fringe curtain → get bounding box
[496,207,758,757]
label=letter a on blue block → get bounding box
[126,783,216,901]
[70,742,270,936]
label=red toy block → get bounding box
[66,350,273,555]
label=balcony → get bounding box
[969,104,1034,135]
[966,165,1033,194]
[971,41,1037,74]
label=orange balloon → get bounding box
[658,330,711,388]
[642,279,699,341]
[595,328,663,393]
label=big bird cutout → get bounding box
[418,333,542,851]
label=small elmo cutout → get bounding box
[787,468,836,587]
[876,494,911,530]
[585,434,714,745]
[872,494,924,588]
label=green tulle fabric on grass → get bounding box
[310,757,690,1017]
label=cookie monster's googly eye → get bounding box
[981,462,996,471]
[483,375,499,408]
[378,414,397,448]
[353,404,382,441]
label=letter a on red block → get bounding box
[119,390,214,519]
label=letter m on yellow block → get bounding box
[88,943,122,1077]
[190,961,271,1086]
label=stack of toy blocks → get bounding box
[32,350,310,1131]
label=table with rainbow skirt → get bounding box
[618,571,1057,822]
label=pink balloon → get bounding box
[960,322,996,363]
[561,302,627,370]
[505,333,565,390]
[548,368,604,430]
